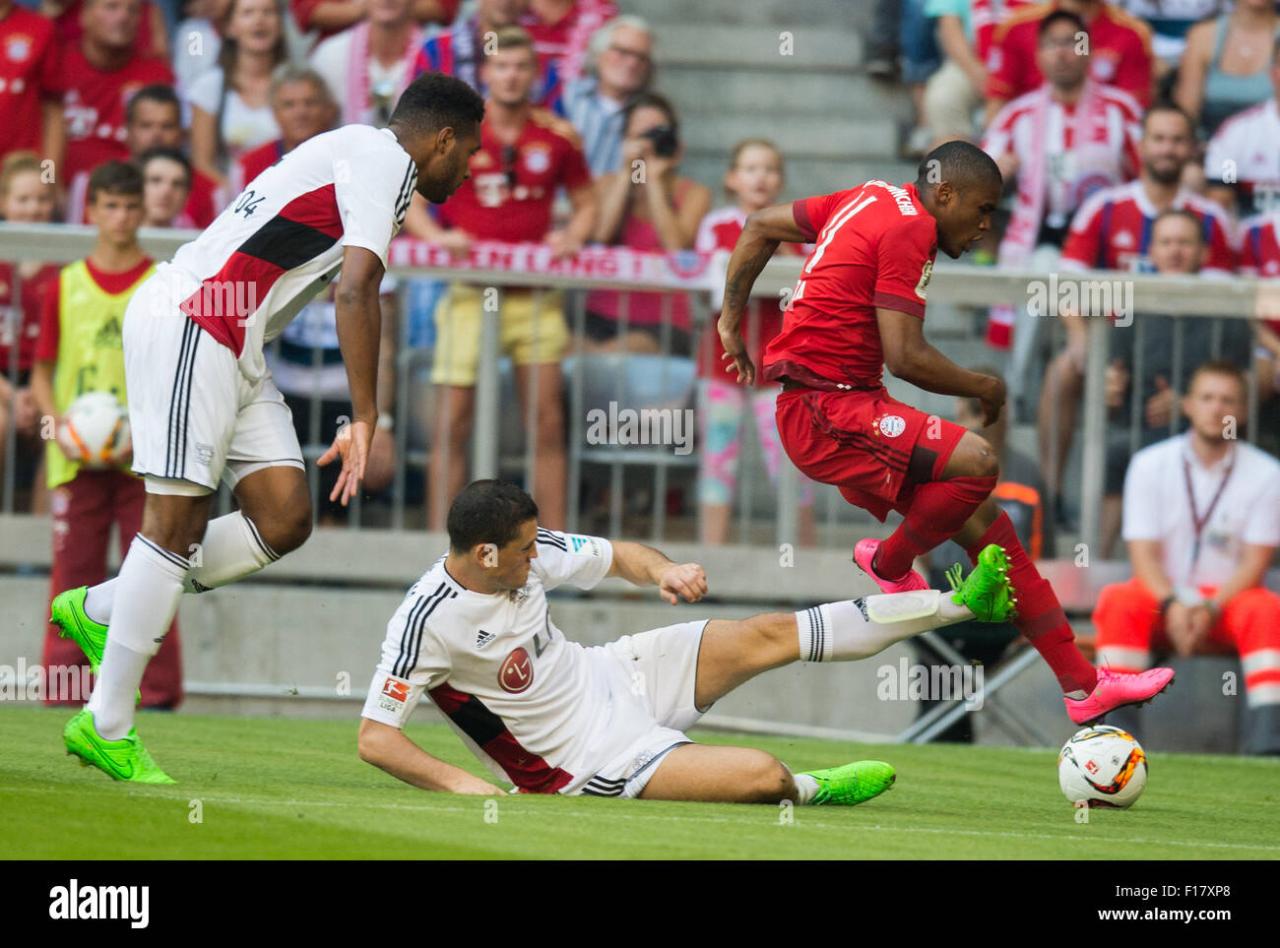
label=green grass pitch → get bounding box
[2,706,1277,859]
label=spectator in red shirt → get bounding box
[41,0,169,60]
[0,0,64,169]
[521,0,616,85]
[232,64,336,194]
[414,26,597,531]
[138,145,193,226]
[984,0,1154,123]
[289,0,458,47]
[55,0,173,195]
[0,151,59,511]
[125,85,218,226]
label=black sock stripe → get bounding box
[243,515,281,562]
[137,535,191,571]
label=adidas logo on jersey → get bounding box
[475,630,496,649]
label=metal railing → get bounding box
[1,221,1274,556]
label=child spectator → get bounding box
[695,139,816,546]
[29,160,183,709]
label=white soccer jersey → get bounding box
[363,528,650,795]
[161,124,417,382]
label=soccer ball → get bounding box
[62,392,130,468]
[1057,725,1148,808]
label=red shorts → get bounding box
[775,387,967,522]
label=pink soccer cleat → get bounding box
[1064,667,1176,725]
[853,538,930,594]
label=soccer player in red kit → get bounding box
[716,140,1174,725]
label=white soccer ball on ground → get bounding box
[1058,724,1148,808]
[62,392,130,468]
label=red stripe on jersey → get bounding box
[429,682,576,794]
[181,183,342,355]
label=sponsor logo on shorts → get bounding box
[195,443,213,464]
[498,646,534,694]
[875,414,906,438]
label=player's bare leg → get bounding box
[640,576,1011,804]
[515,362,566,530]
[428,384,474,531]
[1037,348,1082,517]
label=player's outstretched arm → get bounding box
[358,718,504,795]
[321,246,386,505]
[606,540,708,605]
[877,307,1006,424]
[717,203,805,384]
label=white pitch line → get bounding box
[3,784,1277,854]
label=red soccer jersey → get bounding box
[50,0,158,57]
[762,180,937,390]
[438,108,591,242]
[55,44,173,185]
[183,167,218,228]
[1237,211,1280,333]
[972,0,1035,62]
[520,0,617,83]
[696,205,806,387]
[0,261,59,373]
[986,1,1154,106]
[1061,180,1237,274]
[0,5,60,161]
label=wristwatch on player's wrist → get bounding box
[376,412,395,432]
[1158,594,1177,616]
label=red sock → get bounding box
[874,475,996,580]
[964,511,1097,695]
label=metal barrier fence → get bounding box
[1,221,1274,557]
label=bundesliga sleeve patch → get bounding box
[379,677,410,714]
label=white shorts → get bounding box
[573,619,712,799]
[123,270,304,493]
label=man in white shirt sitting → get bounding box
[1094,361,1280,754]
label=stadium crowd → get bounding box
[0,0,1278,749]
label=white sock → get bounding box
[86,639,153,740]
[85,536,189,739]
[797,594,971,663]
[792,772,820,805]
[82,513,279,622]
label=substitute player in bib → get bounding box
[359,480,1016,804]
[52,73,487,784]
[716,140,1174,727]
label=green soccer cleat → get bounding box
[946,543,1018,623]
[51,586,108,673]
[798,760,896,805]
[64,709,175,784]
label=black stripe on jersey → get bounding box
[536,528,567,552]
[137,535,191,571]
[393,159,416,223]
[442,689,507,747]
[165,319,196,477]
[238,216,340,271]
[393,583,455,679]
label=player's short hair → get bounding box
[87,160,144,203]
[0,150,47,201]
[447,480,540,553]
[138,146,193,189]
[1038,9,1087,40]
[487,24,536,58]
[1141,100,1194,137]
[126,84,181,125]
[1151,207,1204,243]
[915,140,1002,193]
[1187,359,1248,399]
[388,72,486,140]
[269,63,334,104]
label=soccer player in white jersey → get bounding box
[51,74,487,784]
[359,481,1017,805]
